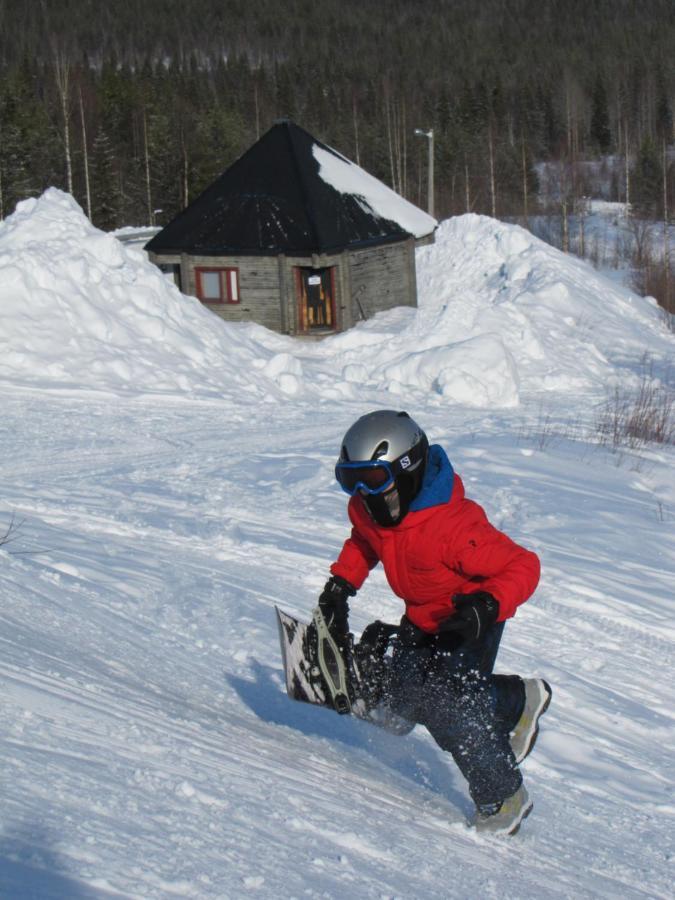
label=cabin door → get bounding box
[296,267,335,332]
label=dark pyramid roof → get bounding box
[146,121,430,256]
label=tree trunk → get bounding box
[521,136,529,224]
[385,94,396,191]
[578,199,586,258]
[393,101,402,195]
[464,160,470,212]
[54,52,73,195]
[143,109,153,226]
[561,197,569,252]
[664,138,671,309]
[401,97,407,198]
[352,94,360,166]
[182,141,189,209]
[565,81,572,158]
[488,124,496,217]
[79,88,91,220]
[624,119,631,211]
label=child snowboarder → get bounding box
[318,409,551,835]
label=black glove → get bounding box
[359,620,399,657]
[438,591,499,644]
[318,576,356,641]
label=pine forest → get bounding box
[0,0,673,242]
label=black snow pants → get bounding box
[385,618,525,807]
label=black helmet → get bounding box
[335,410,429,526]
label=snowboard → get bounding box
[275,606,357,714]
[275,607,413,733]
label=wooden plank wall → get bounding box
[148,251,284,331]
[187,254,283,331]
[348,239,416,323]
[149,237,420,335]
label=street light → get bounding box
[414,128,434,218]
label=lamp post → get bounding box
[414,128,434,218]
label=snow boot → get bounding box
[472,784,533,836]
[510,678,552,764]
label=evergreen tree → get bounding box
[590,73,612,154]
[655,69,673,142]
[0,65,46,214]
[631,137,663,218]
[0,0,673,224]
[90,127,122,229]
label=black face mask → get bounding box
[363,487,404,527]
[362,471,417,527]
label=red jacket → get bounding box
[330,471,540,632]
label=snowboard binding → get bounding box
[276,606,398,719]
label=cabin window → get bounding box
[195,267,240,304]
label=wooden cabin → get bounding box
[146,121,436,336]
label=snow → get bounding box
[2,191,670,410]
[1,189,674,899]
[313,144,437,239]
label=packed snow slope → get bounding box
[0,190,674,899]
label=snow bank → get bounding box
[1,191,671,407]
[0,190,268,398]
[411,215,672,395]
[306,214,672,407]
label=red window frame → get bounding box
[195,267,240,304]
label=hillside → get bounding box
[0,191,673,898]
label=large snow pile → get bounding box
[414,215,671,392]
[321,214,671,405]
[0,190,272,399]
[1,190,671,408]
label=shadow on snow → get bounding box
[227,659,472,819]
[0,824,114,899]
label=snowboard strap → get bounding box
[312,607,352,714]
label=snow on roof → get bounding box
[313,145,437,239]
[1,189,672,407]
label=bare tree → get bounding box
[464,159,471,213]
[577,195,588,258]
[181,138,189,209]
[488,122,496,218]
[624,119,631,210]
[53,49,74,195]
[79,87,91,219]
[663,138,671,310]
[142,108,153,226]
[384,89,397,192]
[521,135,529,225]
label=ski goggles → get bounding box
[335,459,396,496]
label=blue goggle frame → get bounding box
[335,459,396,496]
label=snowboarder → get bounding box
[318,409,551,835]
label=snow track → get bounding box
[1,393,673,899]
